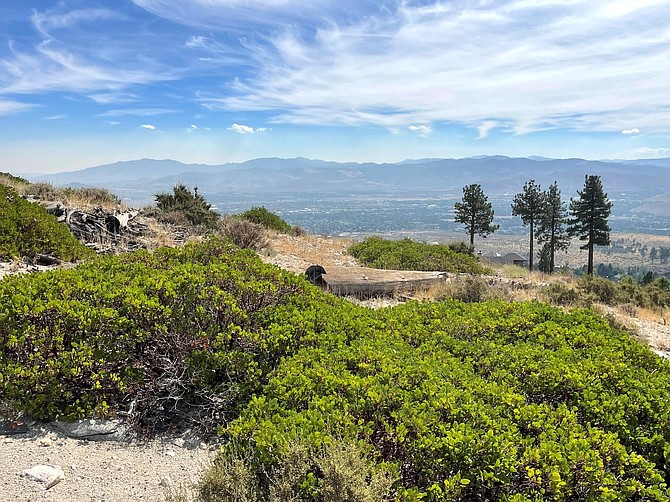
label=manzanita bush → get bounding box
[1,238,669,500]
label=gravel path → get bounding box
[0,424,214,501]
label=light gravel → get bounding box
[0,424,214,502]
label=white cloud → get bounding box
[621,128,640,135]
[408,125,431,136]
[43,114,67,120]
[0,7,179,95]
[228,123,255,134]
[98,108,176,117]
[89,93,139,105]
[186,124,200,132]
[256,127,270,133]
[0,100,36,115]
[614,147,670,159]
[477,121,498,139]
[140,124,156,130]
[185,36,207,48]
[197,0,670,134]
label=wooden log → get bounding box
[321,266,445,297]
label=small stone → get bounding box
[39,438,52,447]
[173,438,185,448]
[159,476,174,488]
[23,464,65,490]
[164,449,176,457]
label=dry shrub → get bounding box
[197,450,259,502]
[292,225,307,237]
[64,187,121,209]
[196,441,396,502]
[158,210,194,229]
[21,182,63,201]
[218,216,269,251]
[542,282,581,306]
[434,275,498,303]
[318,442,396,502]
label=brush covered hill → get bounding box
[1,237,669,500]
[0,183,92,262]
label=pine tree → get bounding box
[511,180,545,271]
[537,181,570,273]
[568,175,613,276]
[454,184,499,246]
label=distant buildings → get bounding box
[482,251,528,267]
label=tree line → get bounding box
[454,175,612,275]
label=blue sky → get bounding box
[1,0,669,174]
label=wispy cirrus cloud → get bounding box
[0,6,179,95]
[477,121,498,140]
[140,124,156,130]
[97,108,176,117]
[188,0,670,135]
[0,99,36,115]
[89,92,139,105]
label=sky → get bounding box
[1,0,670,174]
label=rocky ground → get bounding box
[1,231,670,501]
[0,421,213,501]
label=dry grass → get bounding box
[261,232,357,274]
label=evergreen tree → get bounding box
[511,180,545,271]
[454,184,499,246]
[155,184,220,228]
[650,247,657,264]
[568,175,613,276]
[537,181,570,274]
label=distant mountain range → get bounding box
[31,155,670,213]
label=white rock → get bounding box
[23,464,65,490]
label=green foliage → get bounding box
[155,184,220,229]
[349,237,488,274]
[0,184,92,261]
[224,300,670,500]
[454,184,499,246]
[537,182,570,274]
[3,236,670,500]
[568,175,613,275]
[0,238,358,434]
[511,180,546,271]
[237,206,293,234]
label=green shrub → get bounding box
[3,235,670,500]
[155,184,220,229]
[224,301,670,500]
[349,237,488,274]
[0,238,353,435]
[0,184,92,261]
[237,206,292,234]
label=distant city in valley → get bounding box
[31,155,670,237]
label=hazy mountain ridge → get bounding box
[32,155,670,213]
